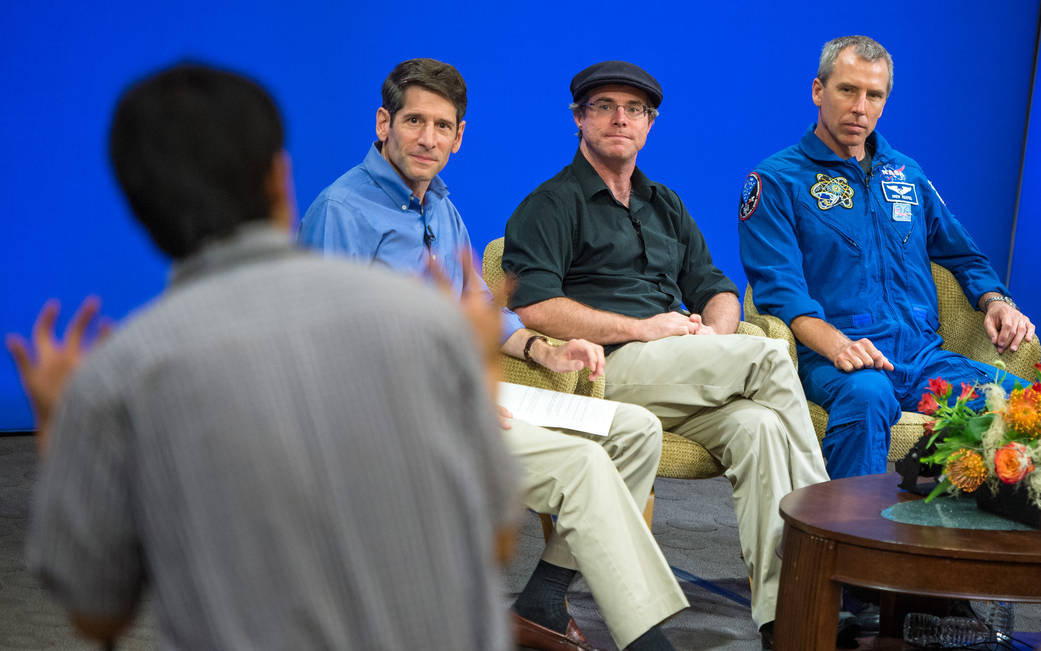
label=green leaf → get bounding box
[924,478,952,503]
[964,413,995,440]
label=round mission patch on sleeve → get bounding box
[739,172,762,221]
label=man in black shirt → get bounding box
[503,60,832,648]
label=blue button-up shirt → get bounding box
[299,143,524,343]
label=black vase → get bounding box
[974,481,1041,528]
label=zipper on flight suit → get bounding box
[849,158,891,307]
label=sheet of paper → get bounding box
[496,382,619,437]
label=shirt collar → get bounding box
[799,124,894,165]
[361,142,449,207]
[571,148,657,202]
[169,223,297,288]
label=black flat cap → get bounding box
[570,60,663,108]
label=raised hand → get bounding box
[6,297,111,452]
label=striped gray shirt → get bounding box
[28,226,516,650]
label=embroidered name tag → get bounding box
[881,181,918,205]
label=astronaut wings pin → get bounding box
[809,173,854,210]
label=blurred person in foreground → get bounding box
[7,63,518,650]
[299,57,687,651]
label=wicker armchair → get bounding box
[742,263,1041,462]
[482,237,767,481]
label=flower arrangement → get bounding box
[916,362,1041,511]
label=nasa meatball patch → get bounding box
[739,172,762,221]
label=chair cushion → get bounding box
[657,432,724,479]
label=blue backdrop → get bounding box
[1009,31,1041,327]
[2,1,1039,430]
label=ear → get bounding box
[376,107,391,143]
[266,150,297,231]
[573,110,584,135]
[451,120,466,154]
[811,78,824,108]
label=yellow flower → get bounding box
[1004,387,1041,439]
[945,448,987,492]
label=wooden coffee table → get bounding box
[774,473,1041,650]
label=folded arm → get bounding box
[515,297,711,345]
[699,292,740,335]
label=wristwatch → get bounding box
[523,335,548,362]
[983,295,1016,311]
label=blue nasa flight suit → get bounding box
[738,126,1022,479]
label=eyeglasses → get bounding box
[584,100,655,119]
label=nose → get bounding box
[851,93,868,115]
[611,105,629,124]
[417,122,436,147]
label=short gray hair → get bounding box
[817,35,894,94]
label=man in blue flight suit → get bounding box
[738,35,1036,481]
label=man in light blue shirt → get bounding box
[301,144,522,342]
[299,58,687,651]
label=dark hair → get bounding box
[108,63,285,259]
[381,58,467,124]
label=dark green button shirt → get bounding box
[503,150,737,342]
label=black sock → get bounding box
[627,625,674,651]
[512,560,576,634]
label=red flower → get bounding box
[923,420,935,434]
[918,392,940,416]
[959,382,977,401]
[928,377,952,399]
[994,442,1035,484]
[1031,382,1041,394]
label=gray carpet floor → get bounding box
[1,433,1037,650]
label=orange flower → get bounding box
[918,392,940,415]
[1004,387,1041,439]
[945,449,987,492]
[994,442,1035,484]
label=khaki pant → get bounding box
[502,403,688,648]
[605,334,829,627]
